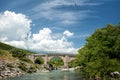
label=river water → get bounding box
[3,70,84,80]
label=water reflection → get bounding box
[64,75,69,80]
[3,70,83,80]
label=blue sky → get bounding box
[0,0,120,54]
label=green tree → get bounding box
[76,24,120,79]
[69,59,78,68]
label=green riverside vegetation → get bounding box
[0,42,39,73]
[48,57,64,68]
[74,24,120,79]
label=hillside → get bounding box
[0,42,39,79]
[0,42,36,63]
[0,42,34,54]
[0,42,15,51]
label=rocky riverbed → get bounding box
[0,60,53,79]
[0,60,25,79]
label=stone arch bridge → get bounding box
[26,53,75,68]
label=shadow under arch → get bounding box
[34,57,44,65]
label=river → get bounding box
[3,70,84,80]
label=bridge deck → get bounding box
[34,53,75,57]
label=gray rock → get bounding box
[0,60,24,79]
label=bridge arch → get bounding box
[26,53,75,68]
[48,56,64,68]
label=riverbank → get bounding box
[0,42,39,79]
[2,70,83,80]
[0,59,75,80]
[0,60,25,79]
[0,60,52,79]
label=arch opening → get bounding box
[34,57,44,65]
[48,56,64,70]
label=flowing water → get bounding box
[3,70,84,80]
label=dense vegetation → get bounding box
[75,24,120,79]
[69,59,78,68]
[48,57,64,69]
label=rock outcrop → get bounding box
[0,60,25,79]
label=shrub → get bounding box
[0,49,8,56]
[11,48,26,58]
[20,57,33,63]
[18,62,27,71]
[27,66,37,73]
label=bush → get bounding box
[18,62,27,71]
[27,66,37,73]
[11,48,26,58]
[0,49,8,56]
[20,57,33,63]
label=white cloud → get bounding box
[0,10,31,41]
[31,0,101,24]
[0,11,77,54]
[32,28,52,41]
[36,0,100,10]
[63,30,74,37]
[30,28,76,53]
[5,41,26,49]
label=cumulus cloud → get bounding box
[63,30,74,37]
[32,28,52,41]
[29,28,76,53]
[5,41,26,49]
[0,11,77,54]
[0,10,31,41]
